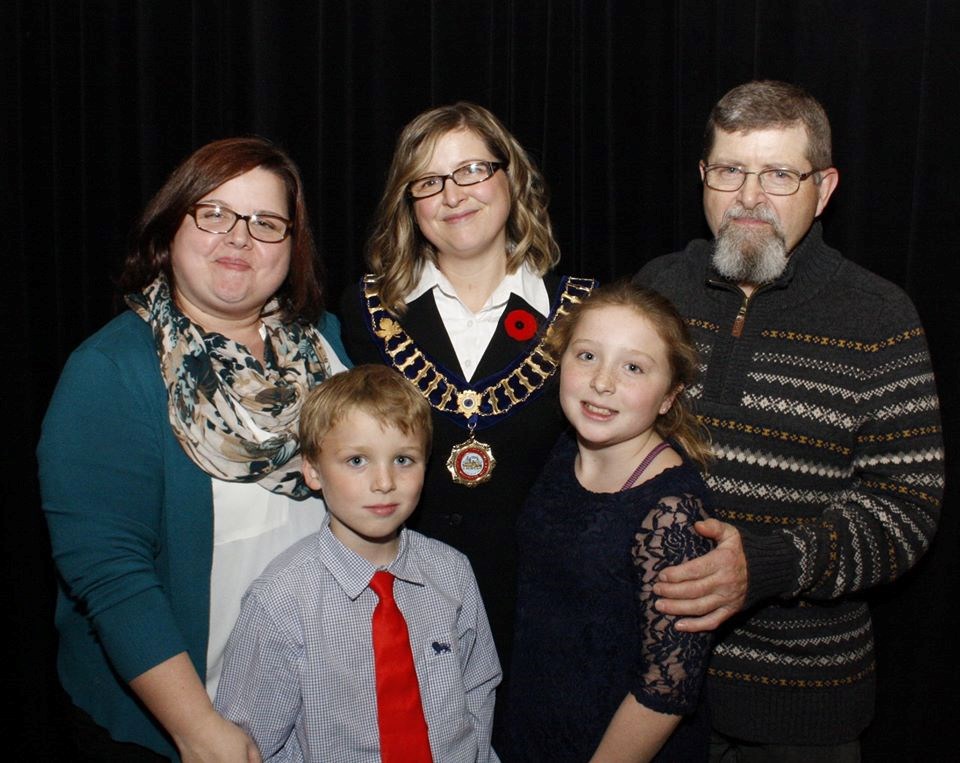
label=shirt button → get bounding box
[448,513,463,527]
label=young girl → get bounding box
[506,281,714,762]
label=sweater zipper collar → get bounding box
[706,278,773,337]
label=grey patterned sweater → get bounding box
[635,223,944,744]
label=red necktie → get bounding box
[369,570,433,763]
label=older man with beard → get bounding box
[635,80,943,762]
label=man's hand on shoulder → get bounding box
[652,519,748,632]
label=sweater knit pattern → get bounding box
[635,224,943,744]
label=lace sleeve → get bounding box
[630,493,713,715]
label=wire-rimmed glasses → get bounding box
[701,163,824,196]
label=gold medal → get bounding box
[446,433,496,487]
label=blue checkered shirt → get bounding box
[215,515,502,762]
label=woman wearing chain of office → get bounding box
[341,103,594,698]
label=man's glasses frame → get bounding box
[701,163,825,196]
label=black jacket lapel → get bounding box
[402,291,464,378]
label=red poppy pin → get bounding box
[504,309,538,341]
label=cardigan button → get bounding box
[448,513,463,527]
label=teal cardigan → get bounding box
[38,310,349,758]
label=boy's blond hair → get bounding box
[299,364,433,461]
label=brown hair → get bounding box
[299,365,433,461]
[366,102,560,315]
[547,280,712,470]
[703,80,833,171]
[119,136,324,323]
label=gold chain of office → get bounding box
[362,275,595,425]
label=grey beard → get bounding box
[712,206,788,285]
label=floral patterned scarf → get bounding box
[126,275,330,497]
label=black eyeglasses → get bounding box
[407,161,507,199]
[701,163,824,196]
[188,203,292,243]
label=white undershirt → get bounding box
[405,260,550,381]
[204,334,348,700]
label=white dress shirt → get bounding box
[405,260,549,381]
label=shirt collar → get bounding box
[405,259,444,304]
[317,514,425,600]
[405,258,549,316]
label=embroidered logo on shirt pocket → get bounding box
[419,633,470,742]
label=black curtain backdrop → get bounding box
[6,2,957,759]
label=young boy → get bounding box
[214,365,502,762]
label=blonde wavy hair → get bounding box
[547,281,713,470]
[366,102,560,315]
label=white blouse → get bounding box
[405,261,550,381]
[204,334,348,700]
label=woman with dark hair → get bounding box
[340,102,594,688]
[39,137,348,761]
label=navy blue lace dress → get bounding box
[505,430,713,762]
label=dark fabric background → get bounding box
[5,1,956,759]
